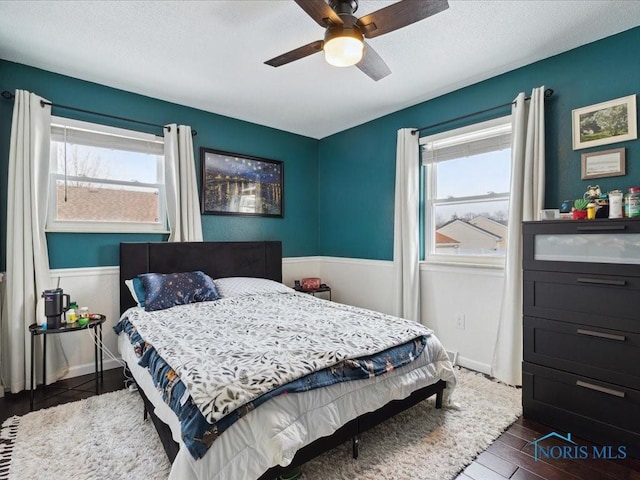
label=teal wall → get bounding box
[0,61,319,269]
[317,27,640,261]
[2,27,639,269]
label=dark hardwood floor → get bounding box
[0,367,126,425]
[455,417,640,480]
[2,370,639,479]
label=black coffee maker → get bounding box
[42,288,70,329]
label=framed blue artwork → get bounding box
[200,148,283,218]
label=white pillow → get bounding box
[214,277,294,298]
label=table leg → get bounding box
[42,334,47,395]
[94,326,99,394]
[30,333,35,410]
[99,324,104,383]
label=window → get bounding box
[48,117,168,233]
[421,116,512,265]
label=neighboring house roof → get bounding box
[435,231,459,245]
[55,184,159,223]
[469,216,507,239]
[435,217,508,252]
[437,218,502,241]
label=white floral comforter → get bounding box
[123,292,432,424]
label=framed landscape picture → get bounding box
[581,148,626,180]
[572,94,637,150]
[200,148,283,217]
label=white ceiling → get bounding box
[1,1,639,139]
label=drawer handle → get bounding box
[576,225,627,232]
[576,277,627,286]
[576,380,625,398]
[576,329,626,342]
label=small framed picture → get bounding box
[581,148,626,180]
[200,148,284,217]
[572,94,637,150]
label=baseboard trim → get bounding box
[457,356,491,376]
[62,357,123,380]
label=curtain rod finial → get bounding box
[544,88,554,98]
[1,90,15,100]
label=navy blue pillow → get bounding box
[139,271,220,312]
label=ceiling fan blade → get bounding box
[294,0,343,27]
[265,40,324,67]
[357,0,449,39]
[356,42,391,81]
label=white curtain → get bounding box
[393,128,420,322]
[1,90,68,393]
[164,124,203,242]
[492,86,546,386]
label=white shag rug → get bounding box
[0,368,521,480]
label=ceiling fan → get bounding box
[265,0,449,81]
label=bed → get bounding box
[117,241,456,480]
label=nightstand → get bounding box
[28,314,106,410]
[294,285,331,300]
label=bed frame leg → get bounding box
[143,405,148,421]
[352,435,359,459]
[435,389,443,409]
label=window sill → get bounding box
[420,260,505,271]
[46,228,170,235]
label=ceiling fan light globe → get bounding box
[324,36,364,67]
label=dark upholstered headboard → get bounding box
[119,241,282,315]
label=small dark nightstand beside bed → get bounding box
[28,315,106,410]
[293,284,331,300]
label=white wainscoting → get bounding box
[282,256,321,287]
[420,263,504,375]
[51,267,122,379]
[50,257,503,380]
[317,257,396,315]
[316,259,504,375]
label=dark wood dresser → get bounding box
[522,219,640,458]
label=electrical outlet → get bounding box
[456,313,465,330]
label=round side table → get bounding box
[28,314,106,410]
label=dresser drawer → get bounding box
[523,362,640,456]
[524,270,640,333]
[524,362,640,431]
[524,316,640,390]
[523,219,640,277]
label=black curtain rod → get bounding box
[1,90,197,136]
[412,88,554,136]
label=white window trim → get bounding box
[420,115,512,267]
[47,116,169,234]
